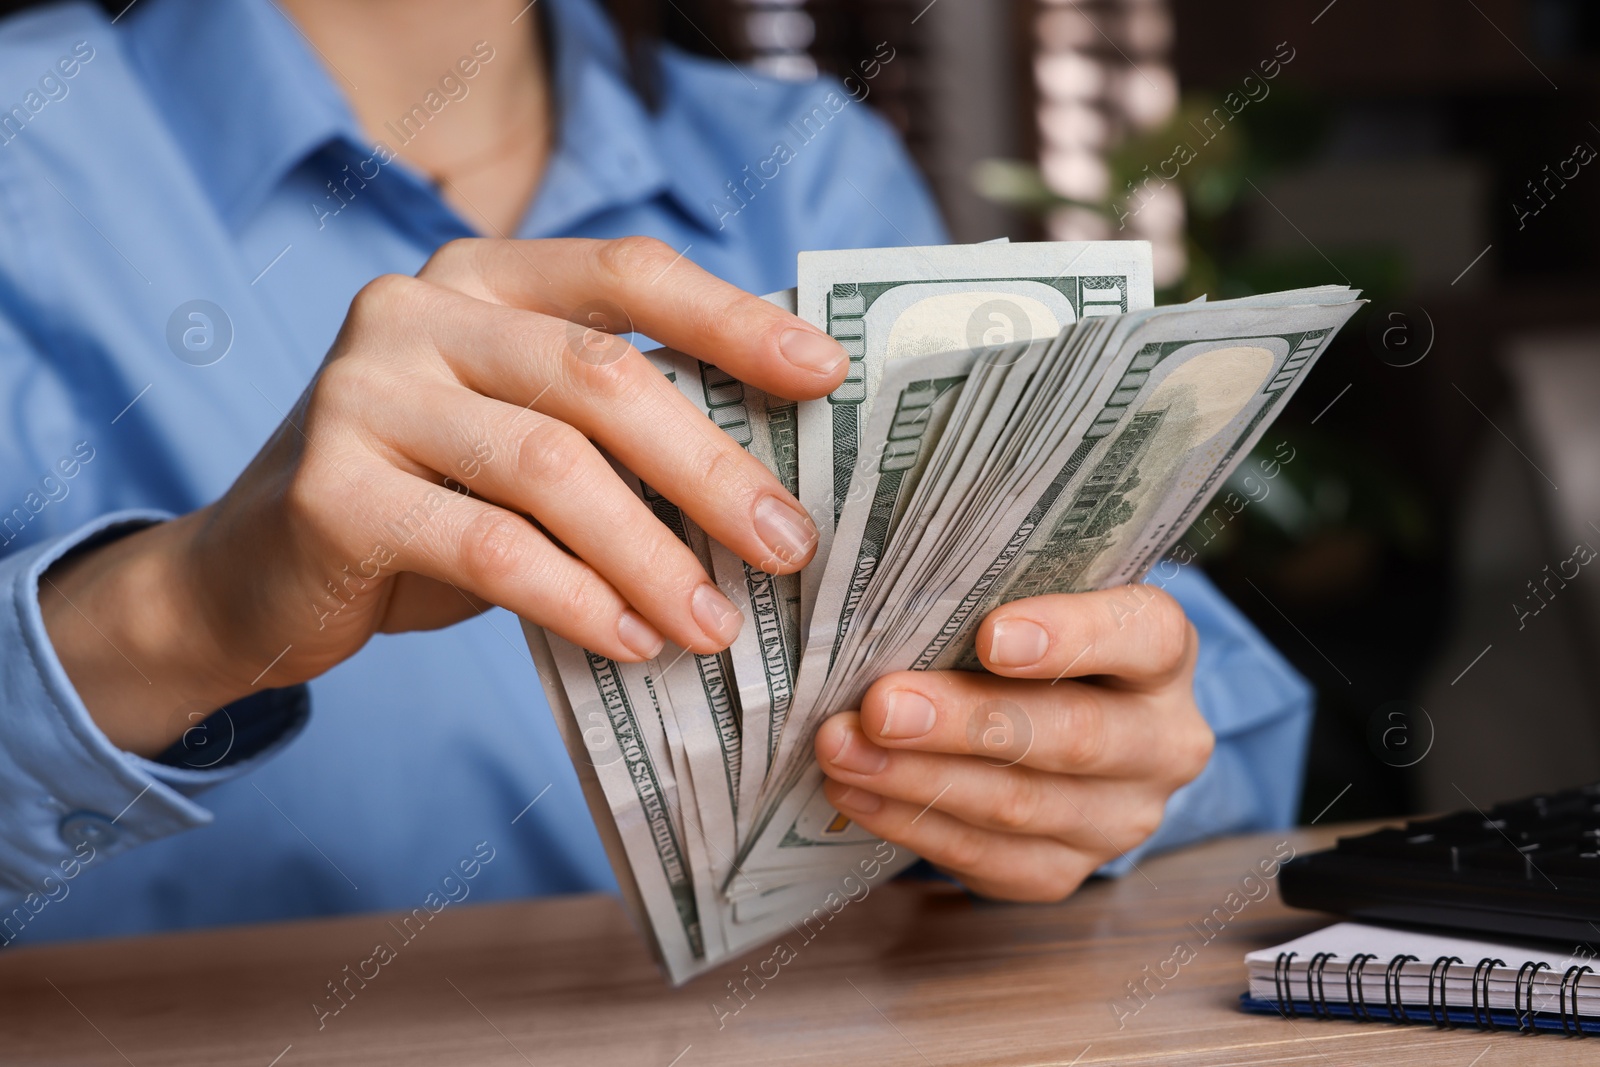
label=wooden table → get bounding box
[1,822,1588,1065]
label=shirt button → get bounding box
[59,811,119,850]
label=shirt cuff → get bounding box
[0,510,309,899]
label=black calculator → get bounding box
[1280,783,1600,943]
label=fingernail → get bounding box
[753,495,817,570]
[988,618,1050,667]
[616,610,665,659]
[830,726,888,775]
[779,328,848,377]
[833,787,882,814]
[879,690,936,739]
[691,583,742,645]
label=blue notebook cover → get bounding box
[1240,994,1600,1035]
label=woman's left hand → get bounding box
[815,586,1214,901]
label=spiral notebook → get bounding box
[1242,922,1600,1035]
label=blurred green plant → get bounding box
[972,88,1411,303]
[973,88,1433,603]
[1201,426,1433,603]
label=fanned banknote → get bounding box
[794,241,1154,632]
[524,239,1362,981]
[653,294,806,842]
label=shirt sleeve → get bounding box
[1096,563,1313,876]
[0,510,310,905]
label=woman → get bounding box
[0,0,1310,943]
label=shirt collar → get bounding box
[120,0,728,238]
[120,0,356,233]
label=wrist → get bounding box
[39,512,254,757]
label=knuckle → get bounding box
[986,856,1086,904]
[932,827,987,874]
[1142,589,1192,670]
[637,528,703,593]
[595,235,674,285]
[422,237,485,278]
[1177,716,1215,782]
[308,358,413,438]
[679,288,747,343]
[1055,693,1108,770]
[348,273,424,328]
[1043,861,1091,902]
[1127,801,1165,844]
[574,342,645,399]
[991,773,1042,832]
[515,418,591,488]
[550,571,602,628]
[284,455,378,556]
[461,509,530,588]
[1052,790,1087,837]
[311,352,380,409]
[689,438,748,498]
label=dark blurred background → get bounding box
[678,0,1600,824]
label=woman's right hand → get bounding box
[40,237,848,756]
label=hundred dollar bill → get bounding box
[523,238,1358,981]
[807,346,977,677]
[526,625,707,981]
[828,292,1362,702]
[633,474,741,947]
[652,652,729,963]
[746,291,1363,882]
[700,387,801,843]
[794,241,1154,631]
[739,339,1048,877]
[742,347,984,878]
[840,323,1107,678]
[889,294,1367,678]
[648,292,804,841]
[817,327,1088,682]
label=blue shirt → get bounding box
[0,0,1313,946]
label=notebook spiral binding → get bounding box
[1426,955,1463,1027]
[1562,965,1594,1037]
[1273,951,1297,1018]
[1271,950,1592,1036]
[1304,952,1335,1018]
[1516,960,1550,1032]
[1471,956,1503,1030]
[1384,953,1418,1023]
[1347,953,1377,1022]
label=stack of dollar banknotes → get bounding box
[519,240,1362,983]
